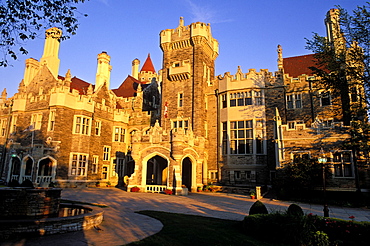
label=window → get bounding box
[333,151,353,177]
[237,92,244,106]
[74,115,91,135]
[222,122,227,155]
[320,91,331,106]
[255,91,263,105]
[112,158,118,177]
[102,166,108,179]
[114,127,126,142]
[245,91,252,105]
[70,153,88,176]
[291,152,310,163]
[0,118,7,136]
[230,120,253,154]
[48,110,55,131]
[172,119,189,131]
[178,93,183,107]
[92,155,98,174]
[209,170,217,181]
[321,119,333,128]
[221,94,227,108]
[286,93,302,109]
[31,113,42,130]
[174,62,180,67]
[287,95,294,109]
[229,93,236,107]
[295,94,302,108]
[288,121,296,130]
[95,120,101,136]
[10,115,17,134]
[350,87,358,102]
[103,146,111,161]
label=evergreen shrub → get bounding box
[20,179,34,188]
[287,203,304,217]
[248,200,268,215]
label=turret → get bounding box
[95,51,112,91]
[325,9,345,51]
[40,27,62,78]
[132,58,140,79]
[139,54,156,83]
[23,58,40,86]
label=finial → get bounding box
[1,88,7,99]
[179,17,184,27]
[65,69,71,81]
[277,44,283,71]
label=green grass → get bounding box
[127,211,283,246]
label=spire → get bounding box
[277,44,283,71]
[140,54,156,73]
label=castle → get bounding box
[0,10,368,193]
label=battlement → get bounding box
[160,17,218,55]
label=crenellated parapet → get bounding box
[218,66,273,92]
[160,17,219,59]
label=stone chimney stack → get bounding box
[132,58,140,79]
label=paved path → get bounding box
[2,188,370,246]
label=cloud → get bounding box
[184,0,233,24]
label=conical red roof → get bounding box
[140,54,156,73]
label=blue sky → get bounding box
[0,0,367,97]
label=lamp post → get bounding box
[318,148,329,217]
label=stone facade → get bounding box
[0,10,368,193]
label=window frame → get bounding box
[73,115,92,135]
[69,153,88,176]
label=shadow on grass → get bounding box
[127,210,285,246]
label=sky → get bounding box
[0,0,368,97]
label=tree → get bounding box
[306,4,370,191]
[306,4,369,124]
[0,0,88,67]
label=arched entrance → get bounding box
[146,155,168,185]
[8,156,21,183]
[21,156,34,182]
[182,157,192,190]
[36,157,56,184]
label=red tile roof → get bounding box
[112,75,147,98]
[58,76,94,95]
[140,54,156,73]
[283,54,317,78]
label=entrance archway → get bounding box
[182,157,192,190]
[36,157,56,184]
[8,156,21,183]
[21,156,34,182]
[146,156,168,185]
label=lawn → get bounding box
[127,210,284,246]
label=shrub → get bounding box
[287,203,304,217]
[249,200,268,215]
[8,179,20,187]
[310,231,330,246]
[20,179,34,188]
